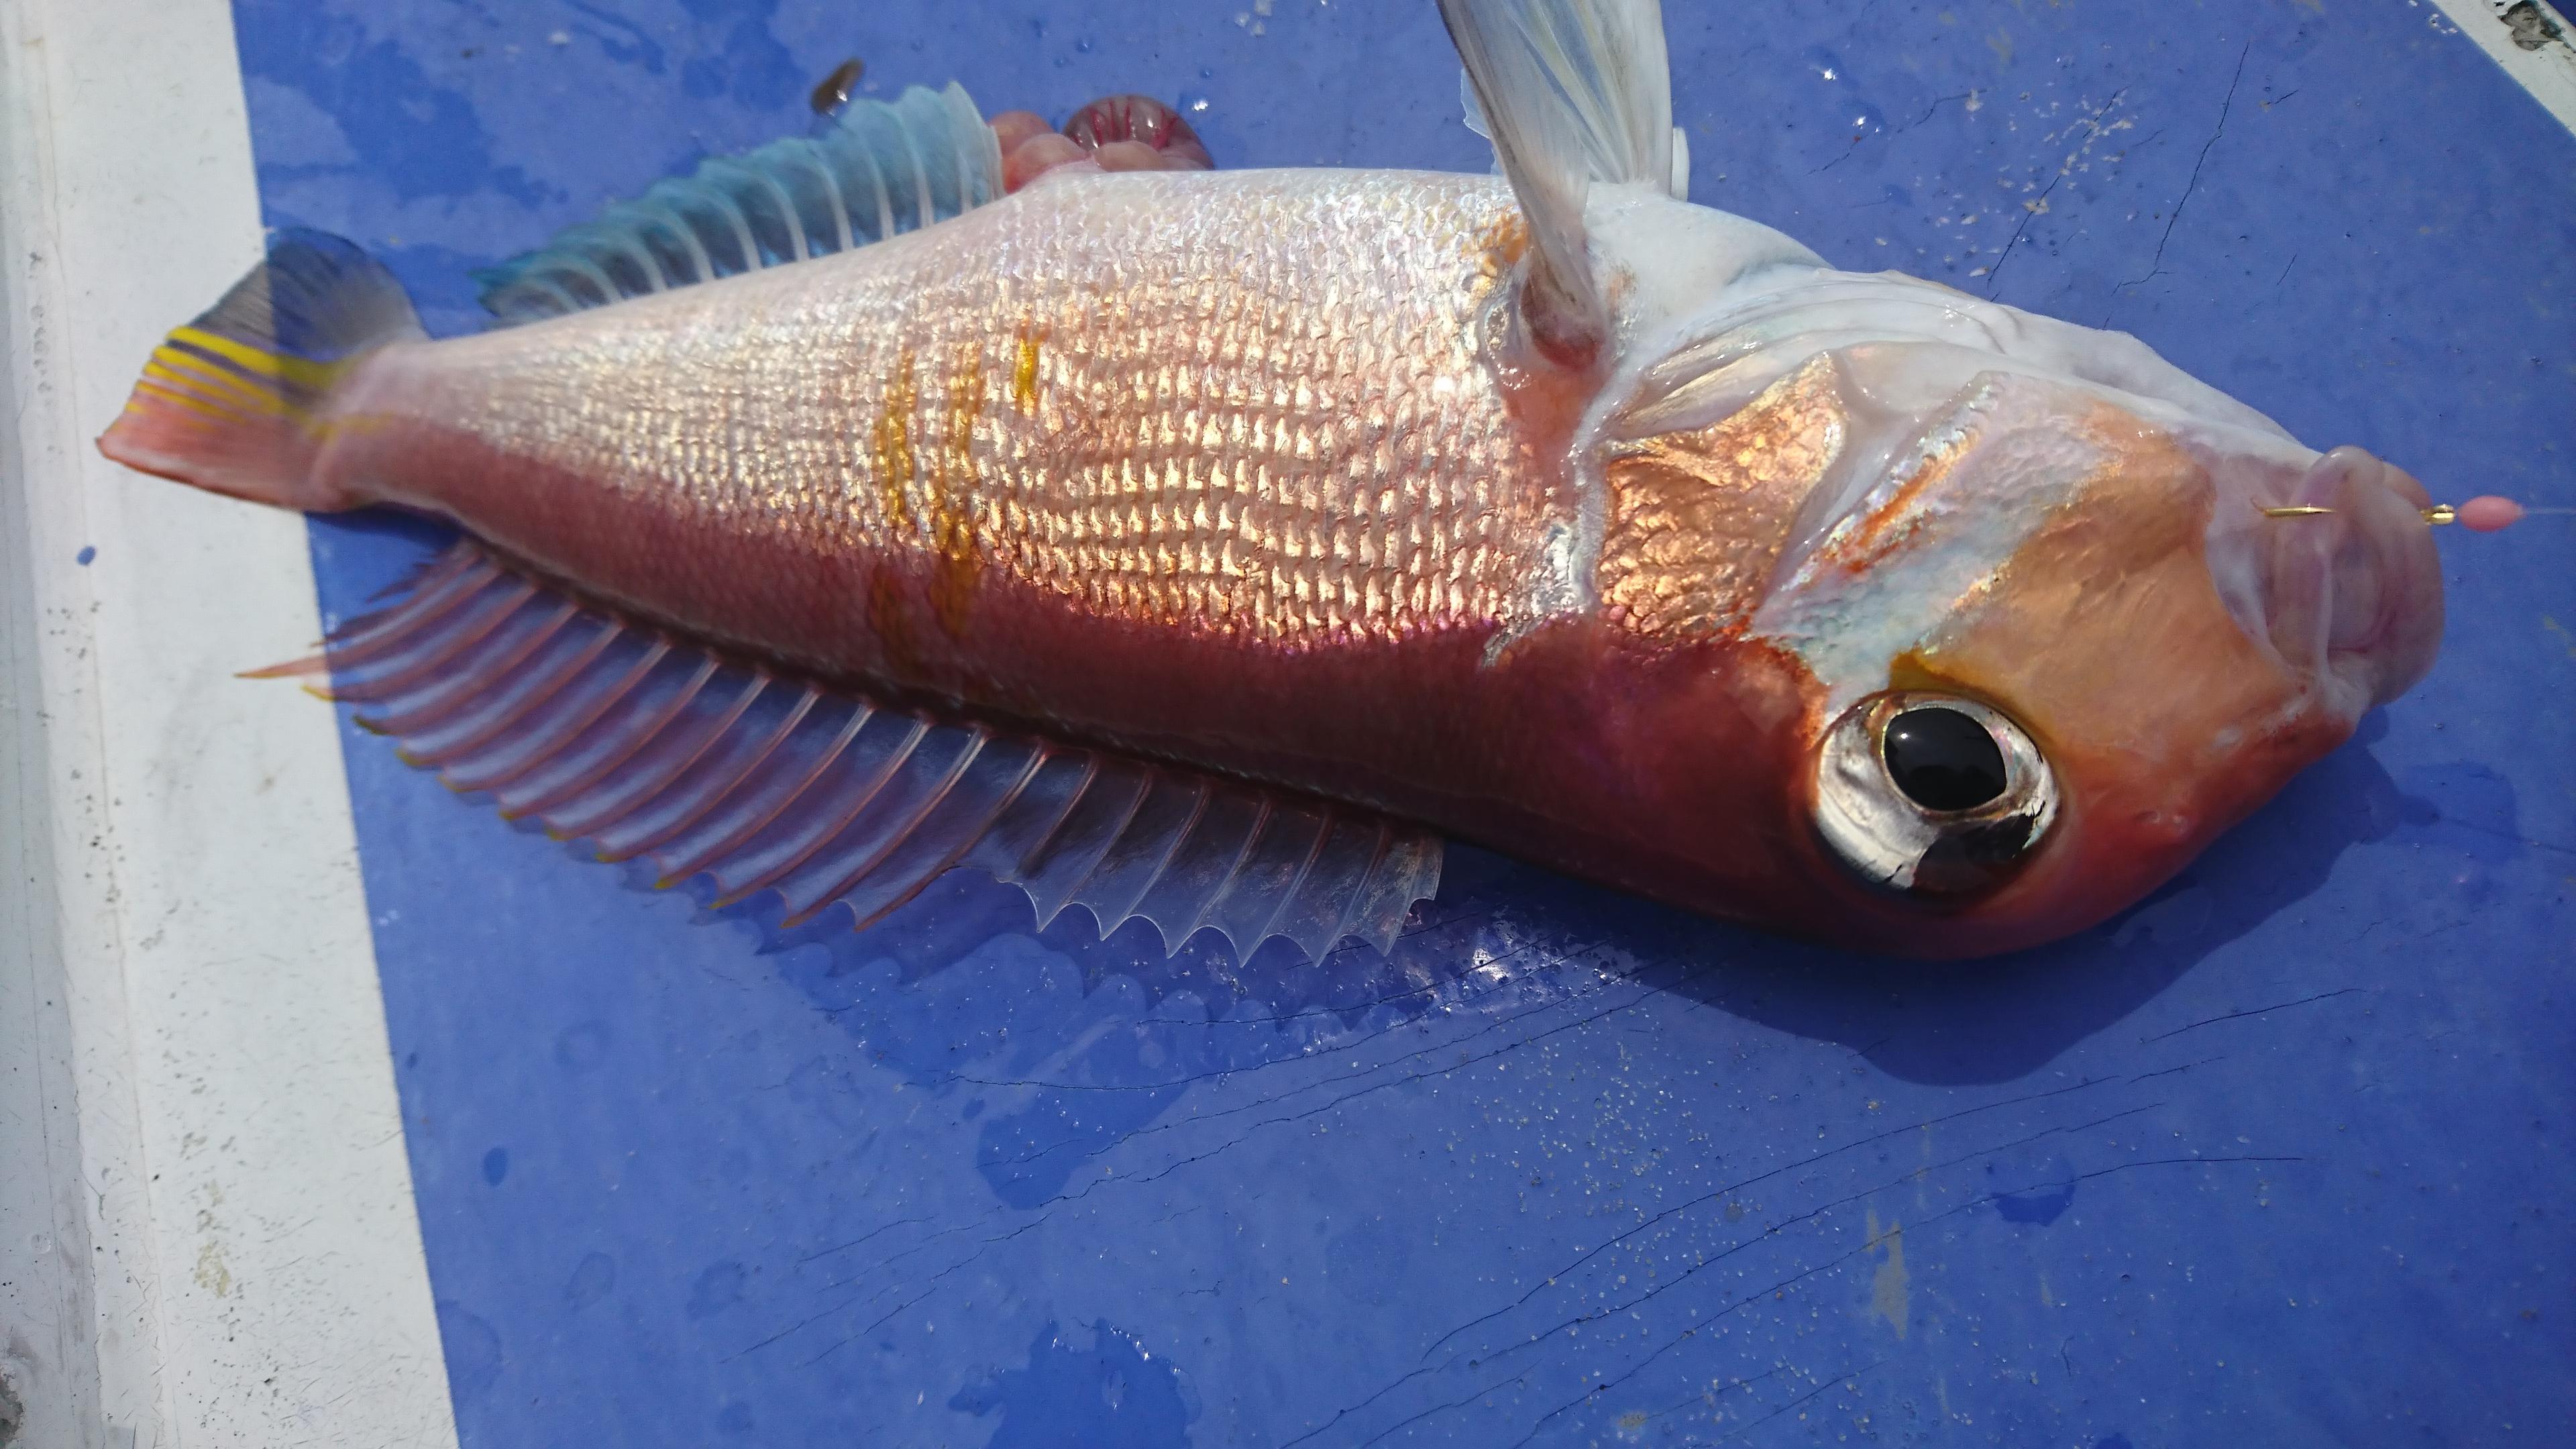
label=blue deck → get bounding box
[232,1,2573,1444]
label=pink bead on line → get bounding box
[2457,495,2524,532]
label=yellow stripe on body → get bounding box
[871,347,920,535]
[1010,324,1043,413]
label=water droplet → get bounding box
[1180,91,1211,115]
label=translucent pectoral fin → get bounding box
[474,83,1004,324]
[1439,0,1680,360]
[286,542,1441,961]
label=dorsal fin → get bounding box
[474,83,1004,325]
[262,542,1442,961]
[1438,0,1682,363]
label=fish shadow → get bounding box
[661,867,1601,1208]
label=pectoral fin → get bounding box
[1440,0,1684,362]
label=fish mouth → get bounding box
[2214,445,2445,714]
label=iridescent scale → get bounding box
[361,170,1571,661]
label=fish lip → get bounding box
[2222,445,2446,714]
[2319,446,2447,706]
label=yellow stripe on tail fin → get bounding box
[97,229,421,511]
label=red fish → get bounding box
[97,2,2446,959]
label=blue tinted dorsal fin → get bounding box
[262,541,1444,962]
[475,83,1004,325]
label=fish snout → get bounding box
[2264,445,2446,710]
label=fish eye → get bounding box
[1813,694,2057,899]
[1881,706,2008,812]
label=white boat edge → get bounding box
[0,1,458,1444]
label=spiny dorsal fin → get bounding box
[474,83,1003,325]
[266,542,1442,961]
[1440,0,1682,362]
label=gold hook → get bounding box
[2257,504,2459,524]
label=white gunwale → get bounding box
[0,1,457,1444]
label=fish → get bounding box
[96,0,2449,961]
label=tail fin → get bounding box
[97,229,421,511]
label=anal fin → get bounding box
[289,543,1441,961]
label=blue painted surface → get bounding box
[229,2,2575,1444]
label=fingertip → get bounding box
[1091,139,1161,172]
[1004,132,1087,191]
[989,109,1053,154]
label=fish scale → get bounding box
[349,170,1569,680]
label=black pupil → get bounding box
[1882,707,2010,812]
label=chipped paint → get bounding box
[2430,0,2576,134]
[193,1239,232,1298]
[192,1180,232,1297]
[2503,0,2569,50]
[1865,1208,1911,1338]
[2542,613,2576,658]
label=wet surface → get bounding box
[233,1,2574,1444]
